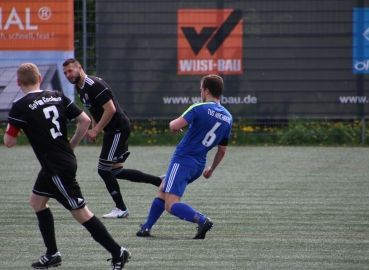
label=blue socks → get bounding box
[170,202,207,224]
[142,198,165,230]
[142,199,208,230]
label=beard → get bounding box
[70,72,82,84]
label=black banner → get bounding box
[96,0,369,119]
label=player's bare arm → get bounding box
[169,117,187,135]
[3,124,19,148]
[203,145,227,179]
[91,116,96,128]
[85,99,116,142]
[70,112,91,150]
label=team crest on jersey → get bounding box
[85,93,89,101]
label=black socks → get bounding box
[36,208,58,255]
[112,167,162,187]
[82,215,121,258]
[98,163,127,210]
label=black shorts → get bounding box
[99,129,130,164]
[32,166,86,211]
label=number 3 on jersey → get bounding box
[43,105,63,139]
[202,122,221,147]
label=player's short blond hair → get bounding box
[17,63,40,86]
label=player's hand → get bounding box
[87,137,96,143]
[171,129,183,135]
[203,166,213,179]
[85,129,98,142]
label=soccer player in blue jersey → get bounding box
[137,74,232,239]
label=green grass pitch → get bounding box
[0,146,368,269]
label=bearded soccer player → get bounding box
[63,58,162,219]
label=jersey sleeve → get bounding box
[220,114,233,140]
[7,103,27,131]
[225,119,232,138]
[92,84,112,106]
[63,93,84,120]
[181,104,199,124]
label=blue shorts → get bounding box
[162,160,204,197]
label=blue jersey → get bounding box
[171,101,232,167]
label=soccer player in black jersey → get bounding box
[62,58,162,219]
[4,63,131,269]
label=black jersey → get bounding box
[76,75,130,133]
[7,90,83,176]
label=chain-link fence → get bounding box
[70,1,369,145]
[74,0,97,75]
[2,1,367,146]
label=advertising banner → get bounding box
[96,1,369,119]
[0,0,74,120]
[177,9,242,75]
[353,8,369,74]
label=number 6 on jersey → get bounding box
[202,122,221,147]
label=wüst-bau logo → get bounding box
[178,59,241,73]
[177,9,243,75]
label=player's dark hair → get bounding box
[201,74,224,99]
[62,58,81,67]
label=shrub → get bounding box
[0,119,368,146]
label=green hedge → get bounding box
[230,119,369,146]
[1,119,368,146]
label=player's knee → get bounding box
[98,162,112,177]
[165,202,172,213]
[97,168,104,177]
[29,199,36,210]
[71,207,94,224]
[29,198,47,212]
